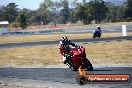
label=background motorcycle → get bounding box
[93,30,102,38]
[65,46,93,71]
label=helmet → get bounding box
[97,26,101,29]
[97,26,100,28]
[61,36,69,44]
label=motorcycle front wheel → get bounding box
[67,59,77,71]
[83,58,93,71]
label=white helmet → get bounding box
[97,26,100,28]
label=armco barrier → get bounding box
[1,29,65,35]
[0,28,8,35]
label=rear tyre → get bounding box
[68,59,77,71]
[98,34,101,38]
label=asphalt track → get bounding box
[0,36,132,49]
[0,67,132,88]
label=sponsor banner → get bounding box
[76,66,131,85]
[76,74,131,85]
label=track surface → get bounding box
[0,67,132,88]
[0,36,132,49]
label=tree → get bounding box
[3,3,19,22]
[70,8,79,23]
[60,0,70,24]
[21,8,36,25]
[105,2,118,22]
[91,0,109,24]
[70,0,81,23]
[76,0,108,24]
[34,0,55,25]
[16,12,27,29]
[125,0,132,18]
[0,6,4,21]
[76,4,93,24]
[36,8,52,25]
[70,0,79,8]
[116,6,126,21]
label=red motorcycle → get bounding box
[65,46,93,71]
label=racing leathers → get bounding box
[59,40,76,64]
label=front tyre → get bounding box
[84,58,93,71]
[70,66,77,71]
[68,59,77,71]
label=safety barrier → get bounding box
[1,29,65,35]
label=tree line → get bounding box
[0,0,132,29]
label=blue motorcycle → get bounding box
[93,30,102,38]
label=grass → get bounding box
[0,32,132,44]
[0,40,132,67]
[82,41,132,65]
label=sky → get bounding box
[0,0,44,10]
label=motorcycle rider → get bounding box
[96,26,102,33]
[59,36,76,64]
